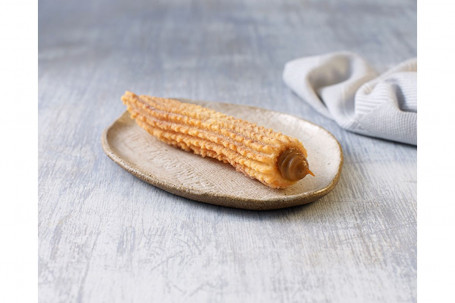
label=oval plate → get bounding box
[101,100,343,210]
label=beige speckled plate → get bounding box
[101,100,343,210]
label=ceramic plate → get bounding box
[101,100,343,210]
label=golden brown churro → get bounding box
[122,91,313,188]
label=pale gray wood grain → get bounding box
[39,0,416,302]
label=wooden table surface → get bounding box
[39,0,417,302]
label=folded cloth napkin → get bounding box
[283,52,417,145]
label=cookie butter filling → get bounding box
[277,148,313,181]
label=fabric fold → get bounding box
[283,52,417,145]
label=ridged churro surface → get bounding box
[122,91,313,188]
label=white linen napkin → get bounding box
[283,52,417,145]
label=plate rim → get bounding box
[101,100,343,210]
